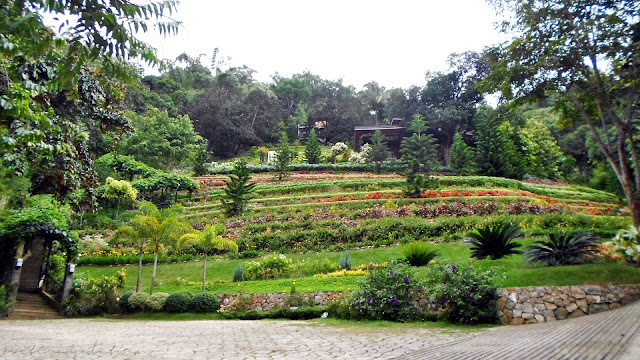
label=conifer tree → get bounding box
[475,110,523,179]
[274,131,294,180]
[400,115,439,197]
[366,130,389,174]
[220,161,256,217]
[304,128,322,164]
[450,133,476,175]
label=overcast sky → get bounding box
[138,0,508,90]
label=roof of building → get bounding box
[354,125,405,131]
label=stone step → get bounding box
[8,292,62,320]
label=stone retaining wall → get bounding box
[217,284,640,325]
[496,284,640,325]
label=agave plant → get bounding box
[464,222,523,260]
[402,242,438,266]
[525,232,599,266]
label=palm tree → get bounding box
[358,81,388,125]
[138,202,191,294]
[179,224,239,292]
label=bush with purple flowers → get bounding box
[348,261,422,321]
[429,264,497,324]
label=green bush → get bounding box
[165,292,194,313]
[349,261,422,322]
[189,293,220,313]
[62,269,126,316]
[525,232,599,266]
[465,222,523,260]
[118,292,134,313]
[292,258,338,277]
[244,254,293,280]
[429,265,497,325]
[402,243,438,266]
[128,292,150,311]
[0,284,16,317]
[221,306,326,320]
[233,263,244,282]
[147,292,170,312]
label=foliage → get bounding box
[220,161,256,217]
[63,269,126,316]
[482,0,640,225]
[178,224,238,291]
[519,116,565,180]
[165,292,194,313]
[233,263,244,282]
[0,0,178,204]
[449,133,476,175]
[244,254,293,280]
[348,261,422,321]
[429,265,497,324]
[274,131,294,181]
[407,114,428,137]
[128,292,150,311]
[189,292,220,313]
[221,306,326,320]
[525,232,599,266]
[402,243,438,267]
[118,292,135,313]
[147,292,170,312]
[0,284,15,317]
[366,130,389,174]
[120,108,206,171]
[474,108,522,179]
[600,226,640,265]
[339,251,352,270]
[102,177,138,217]
[191,146,212,176]
[401,133,439,174]
[331,142,349,157]
[465,223,523,260]
[304,129,322,164]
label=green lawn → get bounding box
[77,239,640,295]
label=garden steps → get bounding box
[8,292,62,320]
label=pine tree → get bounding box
[274,131,294,180]
[475,110,523,179]
[220,161,256,217]
[366,130,389,174]
[400,117,439,197]
[450,133,476,175]
[304,128,322,164]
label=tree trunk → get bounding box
[202,253,208,292]
[150,252,158,294]
[136,247,143,292]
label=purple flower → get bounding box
[389,270,394,276]
[467,293,471,299]
[431,301,436,305]
[505,275,510,279]
[392,297,399,305]
[452,265,457,273]
[359,310,362,315]
[404,276,409,283]
[440,297,446,304]
[367,299,371,304]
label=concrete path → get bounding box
[0,301,639,359]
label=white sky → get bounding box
[138,0,508,90]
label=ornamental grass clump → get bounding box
[525,232,599,266]
[349,261,422,322]
[402,242,438,266]
[464,222,523,260]
[429,265,497,325]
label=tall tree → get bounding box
[274,131,294,181]
[450,133,476,175]
[304,128,322,164]
[366,130,389,174]
[401,115,439,197]
[358,81,388,124]
[220,161,256,217]
[482,0,640,224]
[178,224,238,292]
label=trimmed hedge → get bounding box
[189,293,220,313]
[165,292,194,313]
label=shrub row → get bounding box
[220,306,326,320]
[119,292,220,313]
[77,253,197,266]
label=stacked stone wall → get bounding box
[495,284,640,325]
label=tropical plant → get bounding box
[304,128,322,164]
[178,224,239,291]
[339,250,352,270]
[220,161,256,217]
[429,265,497,324]
[402,243,438,267]
[101,177,138,218]
[600,226,640,265]
[464,223,523,260]
[525,232,599,266]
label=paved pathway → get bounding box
[0,301,639,359]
